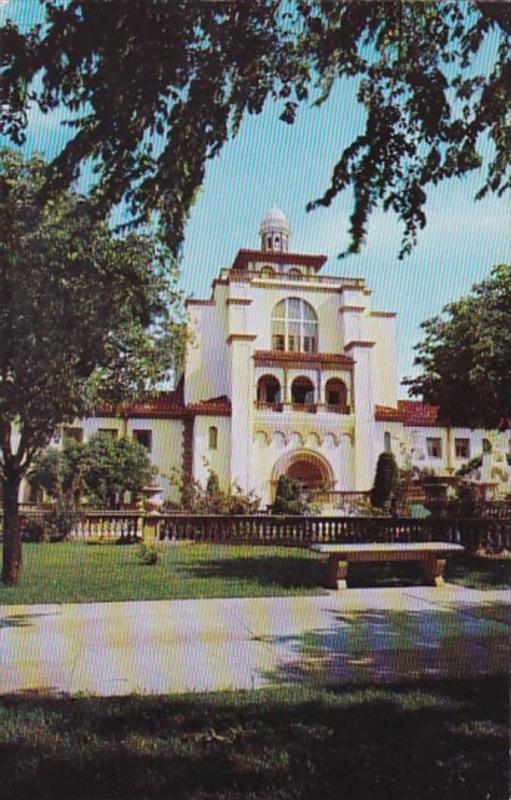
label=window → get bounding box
[63,427,83,444]
[426,437,442,458]
[98,428,117,439]
[291,376,315,405]
[384,432,392,453]
[325,378,348,410]
[133,429,152,452]
[271,298,318,353]
[455,438,470,459]
[209,426,218,450]
[288,268,302,278]
[482,438,492,454]
[257,375,282,404]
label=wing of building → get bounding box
[28,209,511,505]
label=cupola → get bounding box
[259,207,291,252]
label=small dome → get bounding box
[259,207,291,252]
[259,207,290,235]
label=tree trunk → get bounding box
[2,472,22,585]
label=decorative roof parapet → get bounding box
[231,248,327,272]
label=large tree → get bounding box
[405,264,511,429]
[0,1,509,258]
[0,149,184,584]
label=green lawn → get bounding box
[0,677,507,800]
[0,542,508,605]
[0,542,328,605]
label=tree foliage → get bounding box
[79,434,156,508]
[29,434,156,507]
[1,1,509,258]
[370,452,398,509]
[29,439,85,501]
[405,264,511,429]
[0,148,185,583]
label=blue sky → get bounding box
[2,0,510,391]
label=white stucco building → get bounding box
[37,209,511,506]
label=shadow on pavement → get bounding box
[258,601,511,687]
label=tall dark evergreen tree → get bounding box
[370,452,398,509]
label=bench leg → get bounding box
[422,557,446,587]
[326,556,349,590]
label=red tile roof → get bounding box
[375,400,441,426]
[94,378,232,419]
[186,396,232,416]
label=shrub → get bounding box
[454,483,478,517]
[45,498,80,541]
[206,471,220,497]
[21,519,48,543]
[456,454,483,478]
[370,452,398,509]
[168,470,261,515]
[137,543,161,565]
[272,475,312,516]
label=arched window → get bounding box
[257,375,282,405]
[291,376,315,406]
[208,426,218,450]
[288,268,302,278]
[271,298,318,353]
[260,265,275,277]
[325,378,348,410]
[384,431,392,453]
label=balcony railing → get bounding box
[255,401,351,414]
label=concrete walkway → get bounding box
[1,585,509,696]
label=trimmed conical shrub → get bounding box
[370,452,398,509]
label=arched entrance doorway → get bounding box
[271,450,334,498]
[286,457,326,488]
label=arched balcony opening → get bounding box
[291,376,315,411]
[256,375,282,410]
[325,378,349,413]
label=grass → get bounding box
[446,553,511,591]
[0,542,327,605]
[0,542,508,605]
[0,676,507,800]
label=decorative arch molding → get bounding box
[253,428,271,446]
[271,448,335,487]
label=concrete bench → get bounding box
[309,542,464,589]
